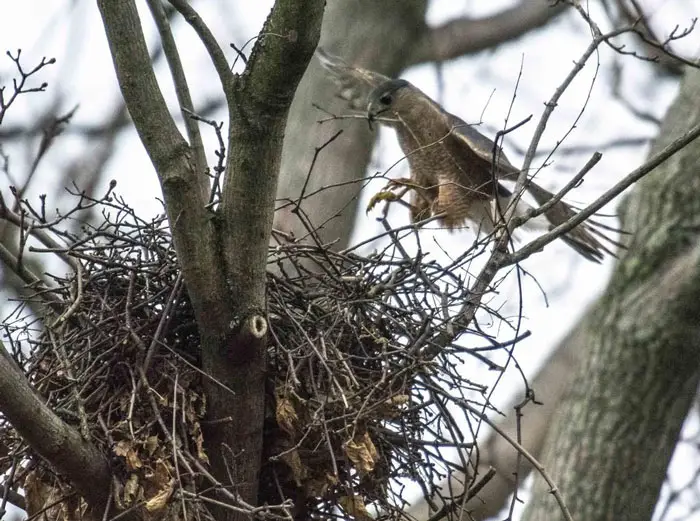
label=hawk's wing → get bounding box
[442,112,619,262]
[444,112,521,179]
[316,48,391,111]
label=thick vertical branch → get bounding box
[192,1,325,516]
[221,0,325,315]
[97,0,229,335]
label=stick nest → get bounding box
[1,192,503,521]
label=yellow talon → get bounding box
[366,191,402,214]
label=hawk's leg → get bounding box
[366,178,434,222]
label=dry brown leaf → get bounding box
[115,440,143,470]
[339,495,373,521]
[145,478,175,512]
[387,394,409,406]
[378,394,410,419]
[192,421,209,463]
[152,459,172,486]
[344,432,378,473]
[276,394,299,436]
[279,449,308,485]
[304,472,338,497]
[144,435,159,456]
[24,471,59,517]
[123,474,141,506]
[185,392,197,423]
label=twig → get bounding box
[509,119,700,264]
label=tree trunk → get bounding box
[523,66,700,521]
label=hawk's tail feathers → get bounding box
[525,182,624,263]
[494,182,623,263]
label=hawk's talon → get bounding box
[366,190,403,214]
[366,177,413,214]
[367,177,437,224]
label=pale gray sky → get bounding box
[1,1,699,518]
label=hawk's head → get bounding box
[367,79,410,126]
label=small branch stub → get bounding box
[226,312,268,363]
[246,314,268,339]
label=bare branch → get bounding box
[0,339,113,515]
[0,50,55,126]
[146,0,209,184]
[462,401,574,521]
[615,0,692,74]
[509,118,700,264]
[167,0,236,104]
[407,0,567,65]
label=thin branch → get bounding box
[0,481,26,512]
[0,51,55,126]
[146,0,209,198]
[0,194,77,271]
[512,25,627,218]
[463,401,574,521]
[515,152,602,225]
[509,118,700,264]
[0,241,51,296]
[167,0,236,101]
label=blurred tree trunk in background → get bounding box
[521,66,700,521]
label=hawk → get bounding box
[317,48,618,262]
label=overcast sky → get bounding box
[2,1,700,518]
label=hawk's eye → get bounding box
[379,93,393,106]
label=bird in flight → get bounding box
[316,48,619,262]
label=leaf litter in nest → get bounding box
[344,432,378,474]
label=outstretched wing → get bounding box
[444,112,520,179]
[444,113,622,262]
[316,48,391,111]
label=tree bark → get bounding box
[0,340,112,517]
[523,66,700,521]
[98,3,324,520]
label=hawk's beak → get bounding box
[367,102,379,131]
[367,103,377,130]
